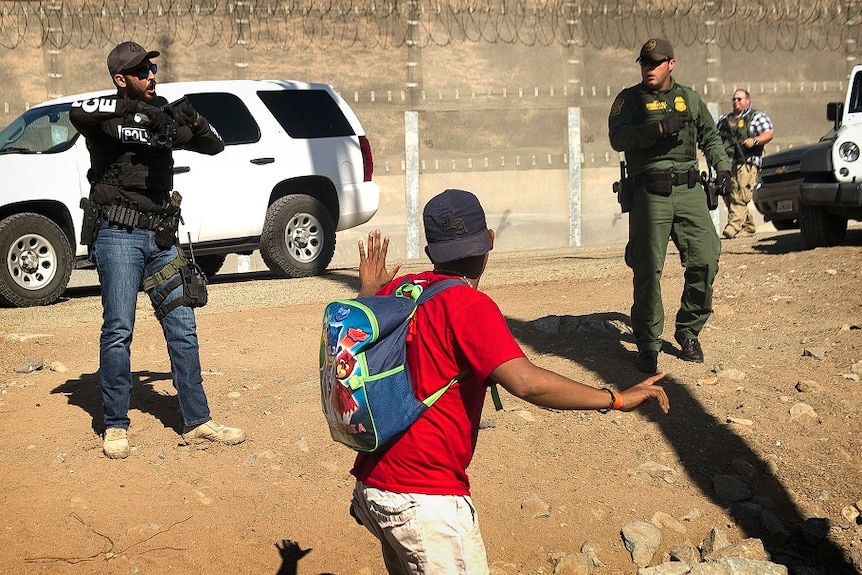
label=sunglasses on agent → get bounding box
[126,63,157,80]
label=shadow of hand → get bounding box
[275,539,312,575]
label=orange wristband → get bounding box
[612,392,623,410]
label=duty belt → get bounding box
[101,202,165,231]
[669,169,700,187]
[633,168,700,189]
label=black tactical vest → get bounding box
[86,95,174,204]
[720,111,763,162]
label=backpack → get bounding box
[319,278,467,452]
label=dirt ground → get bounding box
[1,228,861,575]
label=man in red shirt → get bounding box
[350,189,669,575]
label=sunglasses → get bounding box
[639,58,669,68]
[732,96,746,101]
[126,63,157,80]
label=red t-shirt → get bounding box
[350,271,526,496]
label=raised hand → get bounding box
[358,229,402,296]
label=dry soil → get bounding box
[1,228,861,575]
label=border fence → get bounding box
[1,1,859,254]
[1,1,860,52]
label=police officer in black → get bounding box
[608,38,731,374]
[70,41,245,459]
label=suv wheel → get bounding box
[0,213,73,307]
[799,203,847,249]
[194,254,227,279]
[771,219,798,231]
[260,194,336,277]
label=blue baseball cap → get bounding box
[423,189,491,263]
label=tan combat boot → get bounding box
[182,420,246,445]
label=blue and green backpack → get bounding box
[319,279,467,452]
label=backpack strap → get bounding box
[413,277,466,303]
[489,382,503,411]
[409,278,505,411]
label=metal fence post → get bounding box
[707,101,722,234]
[568,106,582,247]
[405,110,420,259]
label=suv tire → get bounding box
[771,219,798,231]
[195,254,227,279]
[260,194,336,278]
[799,203,847,249]
[0,213,73,307]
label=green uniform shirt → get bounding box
[608,79,730,176]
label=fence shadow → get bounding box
[505,312,856,574]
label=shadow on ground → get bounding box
[506,311,857,574]
[51,370,183,434]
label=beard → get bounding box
[126,79,157,103]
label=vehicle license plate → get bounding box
[777,200,793,213]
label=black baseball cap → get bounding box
[107,41,160,75]
[423,189,492,263]
[637,38,674,63]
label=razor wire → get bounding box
[0,0,859,53]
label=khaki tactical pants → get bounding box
[626,182,721,351]
[723,163,759,237]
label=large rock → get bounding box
[622,521,663,567]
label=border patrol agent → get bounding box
[608,38,731,374]
[717,89,774,239]
[70,41,245,459]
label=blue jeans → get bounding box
[92,223,211,430]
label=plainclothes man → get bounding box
[608,38,731,373]
[69,41,245,458]
[348,189,669,575]
[717,89,775,239]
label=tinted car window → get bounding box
[185,92,260,145]
[257,90,355,138]
[850,72,862,114]
[0,103,77,154]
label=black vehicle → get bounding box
[755,129,838,235]
[755,146,808,230]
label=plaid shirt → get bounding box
[717,107,773,167]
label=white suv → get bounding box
[0,80,379,307]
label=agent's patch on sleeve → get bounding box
[610,96,625,116]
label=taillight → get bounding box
[359,135,374,182]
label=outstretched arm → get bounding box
[357,229,402,297]
[491,357,669,413]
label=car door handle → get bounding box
[250,157,275,165]
[173,166,191,174]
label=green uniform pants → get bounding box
[625,183,720,352]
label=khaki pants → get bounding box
[351,480,490,575]
[723,163,758,237]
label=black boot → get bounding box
[677,337,704,363]
[634,350,659,373]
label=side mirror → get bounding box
[826,102,843,133]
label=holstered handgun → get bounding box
[612,161,632,214]
[79,197,101,245]
[154,192,183,249]
[701,170,720,211]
